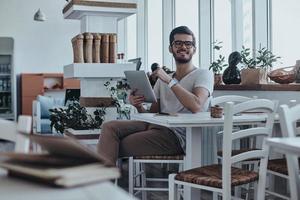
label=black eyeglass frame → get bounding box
[171,40,195,49]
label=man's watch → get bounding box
[168,78,178,88]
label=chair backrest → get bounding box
[221,99,277,195]
[279,104,300,137]
[211,95,252,107]
[0,115,32,152]
[278,104,300,199]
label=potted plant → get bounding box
[240,46,280,85]
[104,79,132,120]
[209,41,228,85]
[49,101,106,134]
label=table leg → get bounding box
[184,127,202,200]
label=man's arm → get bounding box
[128,93,159,113]
[170,85,209,113]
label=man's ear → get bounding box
[192,46,196,54]
[169,45,172,53]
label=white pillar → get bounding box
[162,0,175,70]
[199,0,213,69]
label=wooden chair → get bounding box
[0,116,32,152]
[263,103,300,200]
[169,99,277,200]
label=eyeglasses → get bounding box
[172,40,195,49]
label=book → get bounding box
[0,134,119,187]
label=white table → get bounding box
[266,137,300,200]
[0,169,136,200]
[132,112,268,200]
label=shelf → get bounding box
[64,63,136,78]
[0,107,11,110]
[214,83,300,91]
[0,91,11,93]
[63,0,137,20]
[0,113,14,120]
[0,74,11,76]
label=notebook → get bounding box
[0,134,119,187]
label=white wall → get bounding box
[0,0,80,73]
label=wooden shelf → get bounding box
[21,73,80,115]
[214,83,300,91]
[63,0,137,20]
[64,63,136,78]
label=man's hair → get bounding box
[169,26,196,47]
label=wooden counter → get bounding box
[213,83,300,105]
[214,83,300,91]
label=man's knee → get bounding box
[100,120,122,139]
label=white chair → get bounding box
[128,155,184,200]
[169,99,277,200]
[211,95,256,198]
[0,115,32,152]
[263,103,300,200]
[211,95,253,161]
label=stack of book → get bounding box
[71,32,117,64]
[0,133,119,187]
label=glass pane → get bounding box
[127,14,137,60]
[242,0,253,50]
[272,0,300,67]
[147,0,163,71]
[175,0,199,67]
[214,0,232,70]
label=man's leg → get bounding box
[119,124,184,157]
[97,120,149,165]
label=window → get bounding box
[175,0,199,67]
[127,14,137,60]
[242,0,253,50]
[147,0,163,69]
[214,0,232,69]
[271,0,300,67]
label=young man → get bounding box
[97,26,214,165]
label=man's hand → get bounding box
[151,68,172,84]
[128,89,145,109]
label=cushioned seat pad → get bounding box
[134,155,184,160]
[175,164,258,188]
[268,158,300,175]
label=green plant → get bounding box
[256,47,281,69]
[209,41,228,74]
[241,46,257,68]
[49,101,106,134]
[240,46,281,69]
[104,79,131,120]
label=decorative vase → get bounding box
[223,51,242,84]
[241,68,267,85]
[222,66,241,84]
[214,74,223,86]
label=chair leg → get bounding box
[128,157,134,194]
[212,192,218,200]
[169,174,177,200]
[140,163,147,200]
[257,158,268,200]
[135,162,141,187]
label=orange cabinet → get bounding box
[21,73,80,115]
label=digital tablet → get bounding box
[124,70,157,103]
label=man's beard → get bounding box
[172,51,193,64]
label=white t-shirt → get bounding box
[153,68,214,150]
